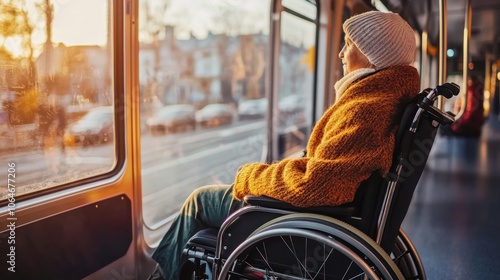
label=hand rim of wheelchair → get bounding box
[217,213,404,280]
[392,229,426,280]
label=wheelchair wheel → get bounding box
[217,213,403,280]
[392,229,426,280]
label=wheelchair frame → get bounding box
[181,83,459,280]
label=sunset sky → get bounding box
[2,0,106,57]
[2,0,315,58]
[51,0,107,46]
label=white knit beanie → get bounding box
[343,11,416,69]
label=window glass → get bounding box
[282,0,317,20]
[139,0,271,238]
[0,0,114,200]
[278,11,316,158]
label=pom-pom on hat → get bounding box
[343,11,416,69]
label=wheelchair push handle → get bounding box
[434,82,460,99]
[410,82,460,130]
[421,82,460,105]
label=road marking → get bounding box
[142,140,242,176]
[141,122,265,157]
[64,156,114,165]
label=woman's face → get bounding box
[339,35,372,75]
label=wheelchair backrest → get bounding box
[379,93,439,251]
[352,86,457,252]
[346,94,425,238]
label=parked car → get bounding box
[64,106,113,146]
[146,104,196,135]
[278,95,306,114]
[237,98,268,120]
[195,104,235,127]
[278,95,307,128]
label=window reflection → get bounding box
[0,0,114,200]
[278,12,317,158]
[282,0,317,20]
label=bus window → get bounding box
[278,8,317,158]
[0,0,114,201]
[139,0,271,243]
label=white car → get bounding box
[279,95,306,114]
[237,98,268,120]
[146,104,196,135]
[64,106,113,146]
[195,104,235,127]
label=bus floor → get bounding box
[402,116,500,280]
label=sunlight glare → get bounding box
[52,0,108,46]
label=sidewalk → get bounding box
[0,124,39,154]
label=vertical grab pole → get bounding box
[454,0,472,120]
[266,0,282,162]
[420,0,431,90]
[437,0,448,110]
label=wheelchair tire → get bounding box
[391,229,426,280]
[217,213,404,280]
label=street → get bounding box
[0,119,267,229]
[141,120,267,227]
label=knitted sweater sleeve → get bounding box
[232,98,394,207]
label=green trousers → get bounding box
[151,184,245,280]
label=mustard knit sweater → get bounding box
[233,65,420,207]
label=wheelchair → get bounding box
[180,82,460,280]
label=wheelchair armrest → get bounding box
[186,228,218,252]
[244,195,357,217]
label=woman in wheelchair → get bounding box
[149,11,420,280]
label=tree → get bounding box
[141,0,169,85]
[37,0,53,50]
[211,3,264,104]
[36,0,54,95]
[0,0,36,86]
[0,1,19,47]
[0,0,53,125]
[140,0,170,117]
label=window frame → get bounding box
[0,0,127,206]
